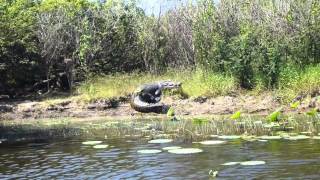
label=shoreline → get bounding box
[0,114,319,144]
[0,92,319,121]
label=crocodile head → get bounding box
[158,80,182,90]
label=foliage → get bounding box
[278,65,320,102]
[306,108,318,117]
[167,107,175,117]
[230,111,241,120]
[1,0,320,99]
[77,70,236,101]
[267,109,282,122]
[0,0,41,95]
[290,101,300,109]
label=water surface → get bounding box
[1,137,320,179]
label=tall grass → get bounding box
[181,70,236,97]
[278,65,320,102]
[77,70,237,102]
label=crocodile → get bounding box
[130,80,181,113]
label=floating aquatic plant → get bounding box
[241,135,257,141]
[168,148,203,154]
[162,146,182,150]
[312,136,320,140]
[240,161,266,166]
[210,135,219,138]
[258,139,268,142]
[218,135,241,140]
[284,135,310,140]
[258,136,282,140]
[263,122,280,128]
[223,161,266,166]
[199,140,226,145]
[221,162,240,166]
[93,144,109,149]
[137,149,162,154]
[148,139,173,144]
[82,141,103,145]
[300,131,312,135]
[254,121,263,125]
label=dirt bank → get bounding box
[0,92,319,121]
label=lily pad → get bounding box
[199,140,226,145]
[241,135,257,141]
[258,140,268,142]
[312,136,320,140]
[137,149,162,154]
[93,144,109,149]
[162,146,182,150]
[148,139,173,144]
[263,122,280,128]
[254,121,263,124]
[221,162,240,166]
[284,135,310,140]
[300,131,312,135]
[82,141,103,145]
[210,135,219,138]
[168,148,203,154]
[277,132,290,138]
[258,136,282,140]
[218,135,241,140]
[240,161,266,166]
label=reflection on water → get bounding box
[1,137,320,179]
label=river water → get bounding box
[1,136,320,179]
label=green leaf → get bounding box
[290,101,300,109]
[166,107,175,117]
[267,109,282,122]
[306,108,317,117]
[230,111,241,120]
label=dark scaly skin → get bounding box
[130,96,165,113]
[130,81,181,113]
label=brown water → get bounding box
[1,137,320,179]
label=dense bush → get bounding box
[0,0,319,96]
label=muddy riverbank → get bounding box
[0,92,319,121]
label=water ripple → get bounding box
[0,139,320,179]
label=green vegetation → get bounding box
[230,111,241,120]
[75,66,319,103]
[166,107,175,117]
[278,65,320,102]
[267,109,282,122]
[1,115,320,142]
[1,0,319,102]
[77,70,236,101]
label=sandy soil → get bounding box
[0,92,319,120]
